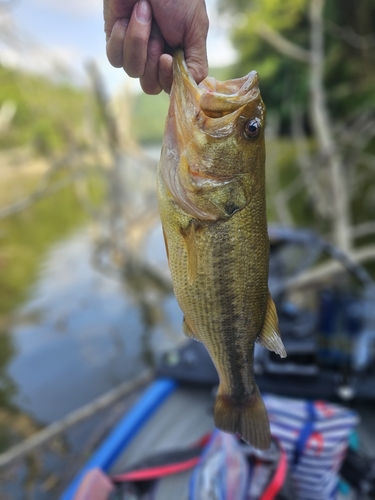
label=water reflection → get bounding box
[0,332,17,409]
[6,226,182,425]
[122,257,173,367]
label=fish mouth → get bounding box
[173,49,260,120]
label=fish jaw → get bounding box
[158,49,266,222]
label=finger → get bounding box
[140,22,164,95]
[104,0,137,42]
[159,53,173,94]
[150,0,209,85]
[184,10,209,84]
[106,18,128,68]
[184,35,209,85]
[123,0,152,78]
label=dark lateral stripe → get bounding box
[211,219,247,401]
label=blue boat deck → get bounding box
[110,385,214,499]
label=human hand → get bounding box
[104,0,209,94]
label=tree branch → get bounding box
[291,106,331,219]
[309,0,351,251]
[256,22,311,63]
[0,370,152,468]
[360,153,375,172]
[351,222,375,240]
[275,174,305,204]
[286,244,375,290]
[325,20,375,50]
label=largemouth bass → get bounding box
[156,50,286,450]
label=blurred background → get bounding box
[0,0,374,497]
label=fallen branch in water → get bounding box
[0,177,71,219]
[0,151,86,219]
[0,370,153,468]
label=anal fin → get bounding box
[257,293,287,358]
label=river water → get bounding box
[6,225,182,425]
[0,136,186,445]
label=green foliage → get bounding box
[0,171,102,411]
[266,138,314,223]
[0,66,86,154]
[131,91,170,144]
[0,65,108,299]
[0,165,104,318]
[0,67,104,319]
[220,0,375,242]
[221,0,375,123]
[238,0,308,31]
[0,67,107,413]
[228,9,309,126]
[0,182,87,316]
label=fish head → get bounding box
[158,49,266,221]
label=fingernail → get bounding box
[136,0,152,24]
[120,18,129,27]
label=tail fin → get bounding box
[213,384,271,450]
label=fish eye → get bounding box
[244,118,261,139]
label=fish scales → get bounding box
[157,50,286,450]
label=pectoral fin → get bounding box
[162,227,169,263]
[180,220,198,284]
[257,293,286,358]
[182,316,200,341]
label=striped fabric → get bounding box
[264,395,359,500]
